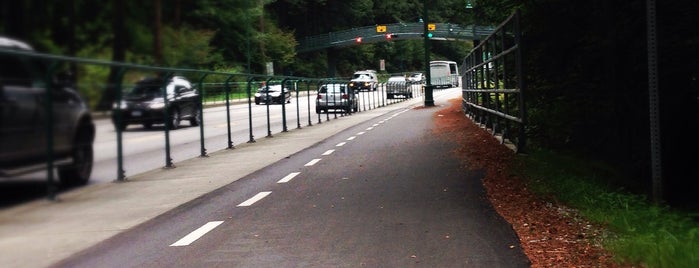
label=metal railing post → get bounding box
[224,75,236,149]
[197,74,209,157]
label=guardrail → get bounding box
[461,9,526,153]
[0,46,427,200]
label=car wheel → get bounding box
[58,126,93,186]
[142,122,153,129]
[169,108,181,130]
[315,107,321,114]
[353,105,358,112]
[190,108,201,126]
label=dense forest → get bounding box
[1,0,698,207]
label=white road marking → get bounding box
[336,142,347,147]
[277,172,300,183]
[322,149,335,155]
[305,159,321,166]
[170,221,224,247]
[346,136,356,140]
[366,127,374,130]
[356,131,365,135]
[237,191,272,207]
[372,123,380,127]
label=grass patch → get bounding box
[516,149,699,267]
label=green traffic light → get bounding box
[427,32,433,38]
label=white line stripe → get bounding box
[356,131,366,135]
[305,159,321,166]
[372,124,380,127]
[170,221,224,247]
[366,127,374,130]
[277,172,300,183]
[346,136,356,140]
[237,191,272,207]
[322,149,335,155]
[336,142,347,147]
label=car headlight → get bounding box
[112,101,127,109]
[148,99,166,109]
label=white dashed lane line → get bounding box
[346,136,356,141]
[170,221,224,247]
[336,142,346,147]
[277,172,300,184]
[356,131,365,135]
[305,159,321,166]
[237,191,272,207]
[322,149,335,156]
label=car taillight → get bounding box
[342,94,349,99]
[317,94,323,100]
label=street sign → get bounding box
[427,23,436,31]
[376,25,386,33]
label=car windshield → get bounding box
[320,84,346,93]
[258,85,282,92]
[127,84,163,98]
[352,74,371,80]
[410,73,421,78]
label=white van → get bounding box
[429,61,459,89]
[349,70,378,91]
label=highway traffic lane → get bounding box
[53,93,529,267]
[0,90,392,208]
[89,91,389,183]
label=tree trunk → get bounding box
[153,0,163,66]
[97,0,127,111]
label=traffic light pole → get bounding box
[423,0,434,106]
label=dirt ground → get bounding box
[430,98,631,267]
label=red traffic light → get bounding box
[385,33,393,39]
[355,37,362,43]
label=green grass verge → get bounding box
[515,149,699,267]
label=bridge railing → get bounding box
[298,23,496,52]
[461,10,526,153]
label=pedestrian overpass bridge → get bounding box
[296,22,495,53]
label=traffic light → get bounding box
[355,36,362,43]
[427,23,435,38]
[385,33,393,40]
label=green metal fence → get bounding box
[461,10,527,153]
[0,46,423,199]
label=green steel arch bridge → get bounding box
[296,22,496,53]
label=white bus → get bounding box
[429,60,460,88]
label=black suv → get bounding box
[0,36,95,186]
[112,76,201,130]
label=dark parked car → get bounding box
[0,36,95,186]
[254,84,291,105]
[315,83,358,113]
[112,76,201,130]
